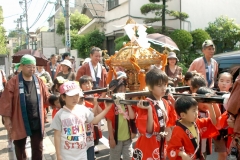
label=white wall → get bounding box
[42,48,57,59]
[181,0,240,31]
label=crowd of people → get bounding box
[0,40,239,160]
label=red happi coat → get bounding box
[167,118,219,160]
[133,98,177,160]
[198,110,212,155]
[217,111,234,149]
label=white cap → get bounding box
[59,81,84,97]
[116,71,127,79]
[61,60,72,68]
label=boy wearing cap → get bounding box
[188,40,218,88]
[51,81,111,160]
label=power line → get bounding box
[3,13,21,19]
[29,0,49,29]
[39,5,55,26]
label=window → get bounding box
[108,0,119,10]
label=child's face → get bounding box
[185,79,191,86]
[151,83,167,98]
[181,105,198,122]
[218,75,232,92]
[81,81,93,91]
[117,85,126,93]
[62,94,80,108]
[54,99,61,108]
[198,102,210,111]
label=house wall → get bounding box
[181,0,240,31]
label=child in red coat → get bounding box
[133,69,177,160]
[167,96,219,160]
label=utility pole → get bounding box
[64,0,71,52]
[14,18,21,47]
[162,0,166,34]
[24,0,29,49]
[19,15,23,49]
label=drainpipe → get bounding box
[180,0,182,29]
[129,0,131,18]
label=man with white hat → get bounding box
[188,40,218,88]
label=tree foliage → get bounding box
[8,29,26,38]
[114,35,130,51]
[205,16,240,53]
[75,30,105,58]
[0,7,7,54]
[170,29,193,51]
[56,11,91,35]
[191,29,211,50]
[140,1,189,27]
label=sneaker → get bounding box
[101,119,104,126]
[94,146,99,153]
[7,140,12,149]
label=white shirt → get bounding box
[51,104,94,160]
[0,70,6,91]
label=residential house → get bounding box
[78,0,240,55]
[47,0,83,54]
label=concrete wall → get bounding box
[42,48,57,59]
[42,32,55,47]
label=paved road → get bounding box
[0,110,218,160]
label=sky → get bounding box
[0,0,57,34]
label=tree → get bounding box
[140,0,189,34]
[8,29,25,38]
[170,29,192,52]
[56,10,91,35]
[75,30,105,58]
[0,6,7,54]
[114,35,130,51]
[191,29,211,50]
[205,16,240,53]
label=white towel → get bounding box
[89,61,102,81]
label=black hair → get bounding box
[184,72,193,82]
[218,72,233,82]
[79,75,93,86]
[90,46,101,55]
[191,75,206,90]
[50,54,57,59]
[109,79,127,93]
[146,68,168,89]
[196,86,215,95]
[48,94,59,106]
[184,71,202,82]
[62,52,70,60]
[51,77,65,93]
[175,96,198,116]
[60,93,66,107]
